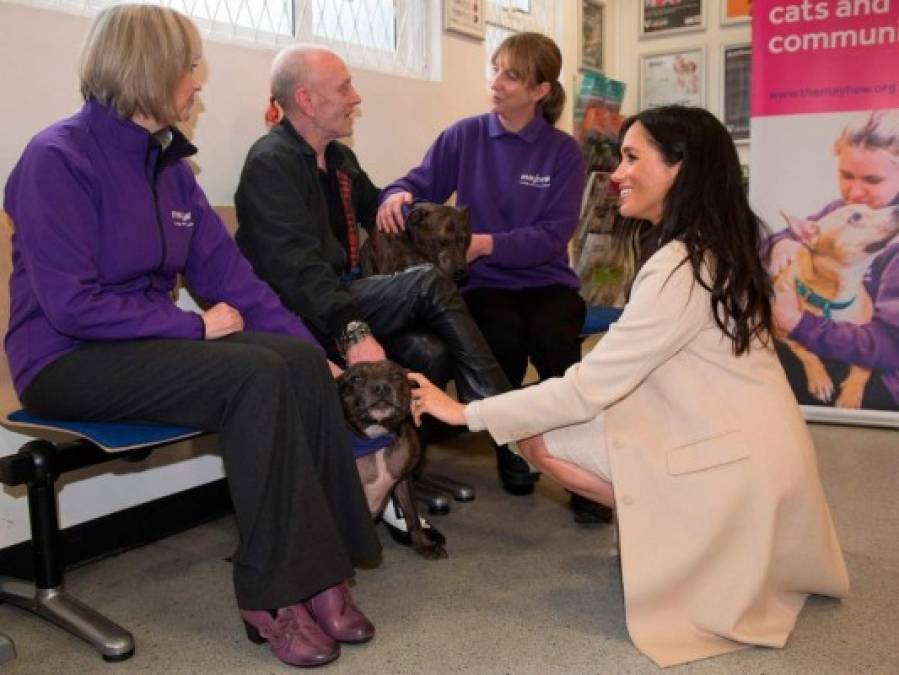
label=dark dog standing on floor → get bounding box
[339,360,447,560]
[359,202,472,280]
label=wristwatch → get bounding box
[337,320,373,356]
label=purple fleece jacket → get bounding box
[4,101,320,396]
[381,113,583,292]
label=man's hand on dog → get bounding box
[407,372,466,427]
[376,191,413,234]
[345,335,387,365]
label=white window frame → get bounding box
[6,0,439,80]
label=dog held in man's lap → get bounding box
[360,202,471,280]
[338,360,447,560]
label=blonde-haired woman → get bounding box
[771,109,899,410]
[377,33,605,519]
[4,5,379,667]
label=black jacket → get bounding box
[235,118,380,339]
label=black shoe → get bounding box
[495,445,536,496]
[382,519,447,547]
[569,492,614,525]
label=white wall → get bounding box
[0,1,579,547]
[607,0,752,164]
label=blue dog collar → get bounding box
[348,429,397,459]
[794,276,855,319]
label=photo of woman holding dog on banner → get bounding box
[405,105,849,668]
[768,109,899,412]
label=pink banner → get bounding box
[752,0,899,117]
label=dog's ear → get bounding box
[407,206,427,229]
[781,211,819,248]
[457,205,471,224]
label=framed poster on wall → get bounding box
[579,0,604,72]
[721,0,751,25]
[640,0,705,38]
[721,43,751,142]
[444,0,486,40]
[639,47,706,109]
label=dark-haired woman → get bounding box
[406,106,849,667]
[377,32,601,517]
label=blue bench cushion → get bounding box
[4,410,203,453]
[582,305,624,335]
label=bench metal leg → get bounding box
[0,440,134,661]
[0,579,133,661]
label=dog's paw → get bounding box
[415,543,448,561]
[411,534,448,560]
[806,370,834,403]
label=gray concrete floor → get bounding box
[0,423,897,674]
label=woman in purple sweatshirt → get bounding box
[378,33,609,522]
[3,5,378,667]
[769,110,899,410]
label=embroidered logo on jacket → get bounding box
[171,210,194,227]
[519,173,551,188]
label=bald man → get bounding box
[234,47,537,521]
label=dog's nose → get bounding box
[372,382,389,396]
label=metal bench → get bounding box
[0,412,204,661]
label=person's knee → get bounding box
[516,437,550,466]
[410,265,460,303]
[388,332,453,386]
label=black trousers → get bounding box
[343,265,511,400]
[464,285,586,387]
[21,332,381,611]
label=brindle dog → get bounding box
[360,202,471,280]
[338,360,447,560]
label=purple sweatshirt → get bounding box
[381,113,583,292]
[766,197,899,404]
[4,101,320,396]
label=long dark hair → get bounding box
[619,106,773,355]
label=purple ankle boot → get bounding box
[241,605,339,667]
[305,582,375,644]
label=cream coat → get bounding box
[476,242,849,667]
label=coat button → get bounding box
[621,494,635,506]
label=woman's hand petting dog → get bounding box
[773,280,803,333]
[407,372,467,427]
[376,191,413,234]
[767,238,802,277]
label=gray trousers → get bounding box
[21,332,381,611]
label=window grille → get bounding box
[484,0,557,83]
[8,0,436,79]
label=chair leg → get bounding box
[0,631,16,664]
[0,440,134,662]
[411,480,451,515]
[415,472,475,502]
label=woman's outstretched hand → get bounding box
[407,372,467,427]
[376,191,413,234]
